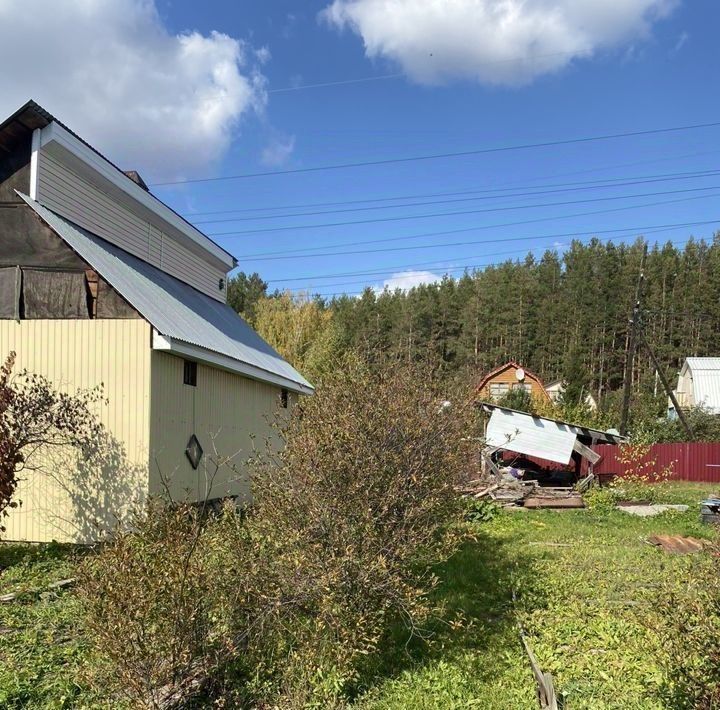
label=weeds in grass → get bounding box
[656,538,720,709]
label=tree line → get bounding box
[229,235,720,424]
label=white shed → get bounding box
[670,357,720,416]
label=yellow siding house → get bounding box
[0,101,313,543]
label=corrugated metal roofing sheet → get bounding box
[21,194,313,394]
[686,357,720,371]
[485,408,577,465]
[692,371,720,412]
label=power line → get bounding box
[150,120,720,187]
[262,222,715,283]
[266,49,584,95]
[268,72,404,93]
[290,235,699,299]
[210,184,720,236]
[181,150,720,217]
[192,170,720,225]
[237,195,720,261]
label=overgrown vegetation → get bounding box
[5,482,715,709]
[0,352,103,534]
[656,540,720,709]
[77,357,475,708]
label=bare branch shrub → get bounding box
[0,351,104,534]
[242,356,476,705]
[79,499,247,709]
[78,356,476,708]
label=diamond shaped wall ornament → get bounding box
[185,434,203,470]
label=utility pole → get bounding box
[635,323,693,438]
[620,245,647,436]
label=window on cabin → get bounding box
[183,360,197,387]
[489,382,509,398]
[514,383,532,393]
[280,388,289,409]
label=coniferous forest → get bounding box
[229,235,720,421]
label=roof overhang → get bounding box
[19,193,313,396]
[153,332,314,395]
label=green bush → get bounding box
[584,485,620,513]
[463,497,500,523]
[79,501,249,708]
[656,542,720,709]
[79,357,474,708]
[244,357,474,705]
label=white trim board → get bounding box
[29,128,40,200]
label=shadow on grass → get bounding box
[351,523,546,699]
[0,541,86,594]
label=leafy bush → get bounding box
[244,357,474,705]
[0,352,103,534]
[79,357,475,708]
[607,437,676,503]
[463,497,500,523]
[584,485,620,513]
[656,542,720,709]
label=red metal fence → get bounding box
[593,442,720,483]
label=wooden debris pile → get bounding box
[457,471,586,509]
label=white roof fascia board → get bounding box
[153,332,314,395]
[37,122,235,270]
[29,128,40,200]
[485,408,577,465]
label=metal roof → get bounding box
[480,403,624,445]
[20,194,313,394]
[485,407,578,465]
[685,357,720,371]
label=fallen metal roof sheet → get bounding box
[480,403,624,445]
[21,194,313,394]
[485,407,578,465]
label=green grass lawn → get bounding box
[1,482,717,709]
[355,482,718,710]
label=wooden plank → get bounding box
[524,495,585,509]
[0,577,75,603]
[520,631,559,710]
[573,438,601,464]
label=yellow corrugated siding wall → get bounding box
[0,320,152,542]
[149,352,287,504]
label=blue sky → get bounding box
[3,1,719,297]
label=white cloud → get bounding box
[260,134,296,167]
[0,0,267,180]
[321,0,679,85]
[378,269,442,292]
[255,46,272,64]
